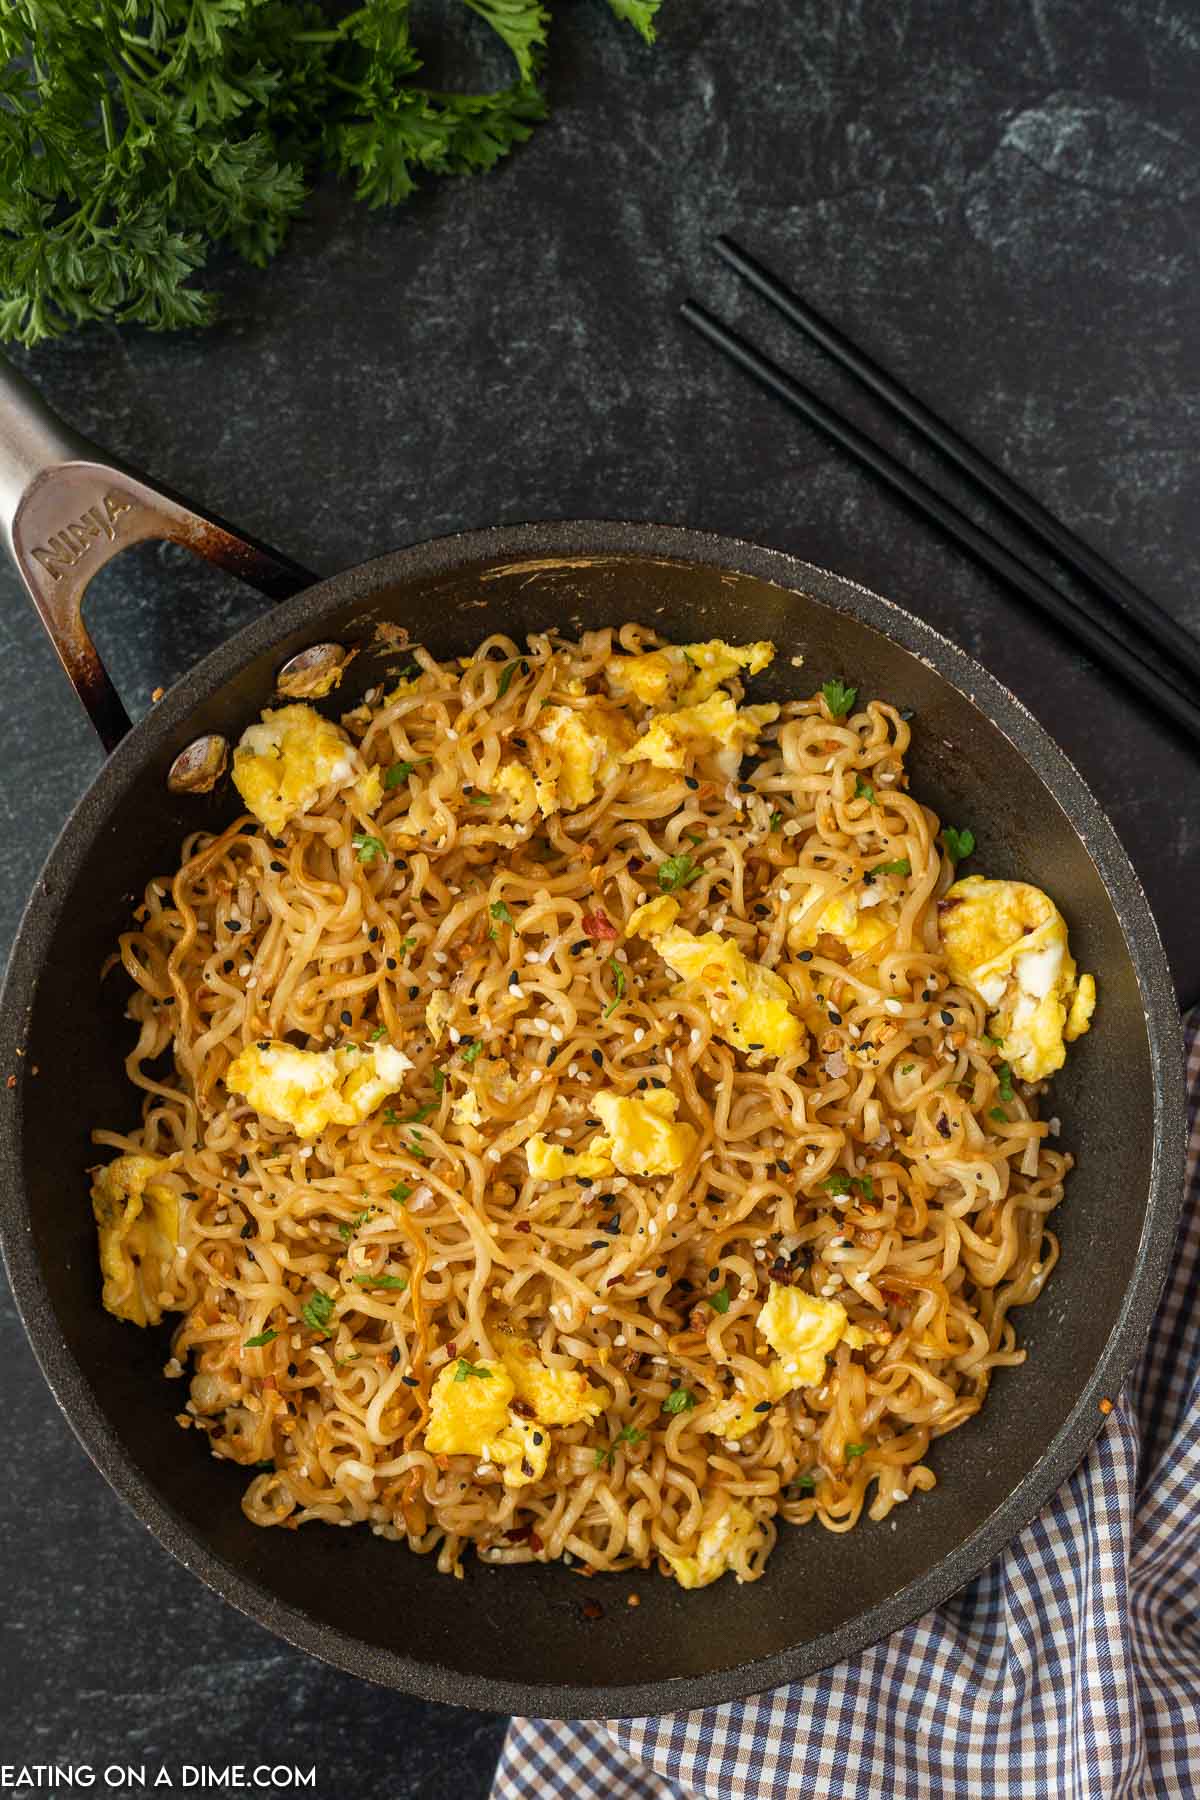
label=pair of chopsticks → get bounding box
[682,238,1200,749]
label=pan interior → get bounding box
[11,544,1155,1705]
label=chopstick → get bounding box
[714,235,1200,694]
[679,298,1200,750]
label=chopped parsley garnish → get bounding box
[989,1106,1008,1122]
[706,1286,731,1314]
[870,858,911,877]
[900,1063,915,1074]
[845,1443,867,1458]
[352,833,387,864]
[497,658,529,698]
[453,1358,493,1382]
[769,810,783,832]
[244,1328,278,1348]
[941,826,976,865]
[301,1290,335,1333]
[604,956,626,1019]
[351,1272,408,1290]
[855,777,876,803]
[997,1061,1015,1102]
[389,1182,413,1205]
[401,1102,437,1124]
[462,1039,484,1065]
[338,1209,372,1240]
[385,757,429,788]
[433,1067,446,1095]
[821,1172,875,1202]
[661,1387,697,1415]
[658,852,702,892]
[788,1474,816,1493]
[984,1031,1005,1048]
[594,1425,644,1468]
[468,792,493,806]
[821,678,858,718]
[397,935,417,954]
[369,1025,388,1042]
[382,1108,401,1126]
[490,900,514,926]
[685,831,705,845]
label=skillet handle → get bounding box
[0,357,315,753]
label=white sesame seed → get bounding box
[445,728,458,740]
[550,1025,564,1043]
[509,984,525,1000]
[449,1027,461,1044]
[590,1304,607,1316]
[884,998,903,1015]
[633,1028,645,1044]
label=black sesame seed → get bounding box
[547,1047,561,1064]
[684,776,699,790]
[777,1159,791,1173]
[828,1010,843,1025]
[369,927,379,942]
[239,1222,254,1240]
[577,1175,593,1188]
[386,958,397,970]
[570,940,590,955]
[636,1077,648,1090]
[601,1217,621,1235]
[225,920,241,932]
[798,950,813,963]
[270,860,285,873]
[340,1010,352,1025]
[899,707,914,721]
[589,1240,608,1250]
[408,986,419,1000]
[223,960,234,973]
[709,1268,720,1281]
[287,1363,298,1377]
[509,970,520,987]
[237,1155,250,1178]
[590,1049,603,1067]
[738,781,754,793]
[940,1010,954,1026]
[401,1374,419,1387]
[650,1077,666,1089]
[753,1400,771,1414]
[389,1347,401,1366]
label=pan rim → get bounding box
[0,517,1186,1718]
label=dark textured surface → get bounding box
[1,0,1197,1791]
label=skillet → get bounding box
[0,358,1185,1717]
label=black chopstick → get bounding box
[714,234,1200,695]
[679,298,1200,751]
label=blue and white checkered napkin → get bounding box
[492,1015,1200,1800]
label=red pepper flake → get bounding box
[529,1530,544,1553]
[581,1599,604,1621]
[445,1342,456,1358]
[1098,1397,1113,1415]
[582,908,618,941]
[515,1220,532,1234]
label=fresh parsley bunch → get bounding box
[0,0,663,346]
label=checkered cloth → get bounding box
[492,1014,1200,1800]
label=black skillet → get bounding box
[0,359,1185,1718]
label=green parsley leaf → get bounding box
[490,900,514,926]
[788,1473,816,1493]
[339,1209,372,1241]
[462,1039,485,1065]
[997,1062,1015,1102]
[400,1103,437,1124]
[453,1358,493,1382]
[244,1328,278,1348]
[301,1290,335,1333]
[989,1106,1008,1122]
[984,1032,1005,1048]
[706,1286,731,1314]
[385,758,429,788]
[382,1109,402,1126]
[398,935,417,954]
[468,792,493,806]
[855,777,876,803]
[594,1424,645,1468]
[604,956,626,1019]
[769,810,783,832]
[821,1172,874,1201]
[351,1273,408,1290]
[941,826,976,865]
[353,833,387,865]
[821,678,858,718]
[900,1063,915,1074]
[870,858,911,877]
[497,658,529,697]
[845,1442,867,1458]
[369,1025,388,1042]
[661,1387,697,1415]
[658,853,702,892]
[685,832,705,845]
[433,1068,446,1095]
[389,1182,413,1205]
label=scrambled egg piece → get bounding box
[425,1359,514,1454]
[608,639,775,709]
[494,762,538,823]
[758,1284,870,1386]
[225,1040,412,1138]
[424,1358,553,1489]
[526,1136,615,1180]
[451,1088,483,1129]
[501,1341,605,1425]
[232,704,365,835]
[631,908,804,1062]
[622,691,779,777]
[788,887,895,957]
[91,1154,181,1327]
[535,706,629,812]
[663,1499,767,1590]
[708,1362,797,1441]
[940,876,1097,1080]
[354,765,384,815]
[425,991,454,1046]
[628,894,681,937]
[591,1089,697,1176]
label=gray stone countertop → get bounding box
[1,2,1197,1794]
